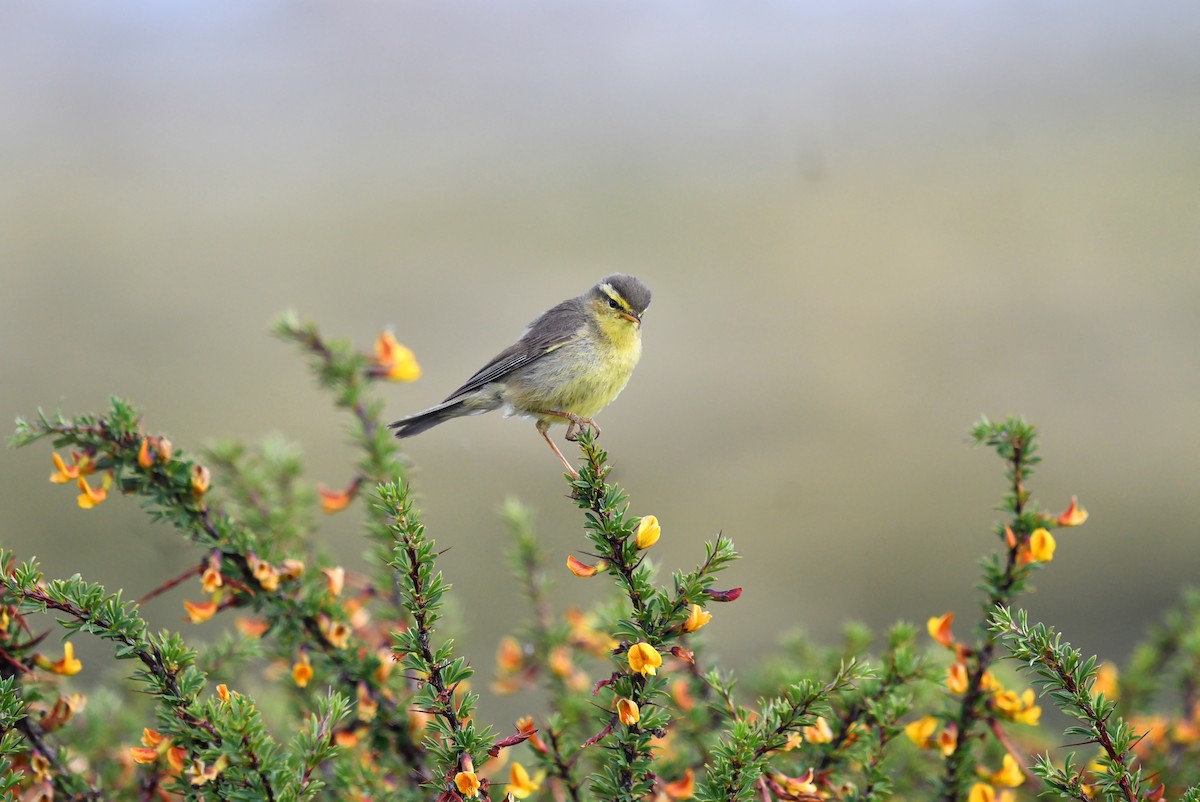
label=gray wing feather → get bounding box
[441,300,583,402]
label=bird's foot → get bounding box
[563,414,600,442]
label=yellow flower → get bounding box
[927,612,955,648]
[76,473,112,509]
[1056,496,1088,527]
[635,515,661,549]
[292,653,313,688]
[683,604,712,633]
[453,770,480,798]
[41,642,83,676]
[628,642,663,676]
[904,716,938,749]
[1026,528,1056,563]
[508,762,544,799]
[187,755,229,786]
[616,697,641,726]
[979,754,1025,788]
[323,566,346,597]
[969,783,996,802]
[992,688,1041,726]
[50,452,93,483]
[183,598,218,623]
[191,464,211,496]
[802,716,833,744]
[374,330,422,382]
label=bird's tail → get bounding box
[387,399,470,438]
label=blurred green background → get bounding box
[3,3,1198,720]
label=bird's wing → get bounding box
[441,300,583,402]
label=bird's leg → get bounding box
[534,409,600,442]
[536,421,578,479]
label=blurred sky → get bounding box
[3,2,1199,719]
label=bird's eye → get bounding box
[607,298,620,310]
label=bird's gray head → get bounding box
[591,274,652,321]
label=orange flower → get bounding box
[802,716,833,744]
[628,642,663,676]
[454,770,480,798]
[937,723,959,756]
[333,728,361,747]
[672,679,695,712]
[1056,496,1088,527]
[190,464,211,496]
[216,684,231,703]
[76,473,112,509]
[50,452,93,483]
[183,598,218,623]
[635,515,661,549]
[508,762,544,799]
[1092,662,1119,700]
[166,746,186,772]
[129,746,160,764]
[40,642,83,676]
[495,636,523,673]
[357,682,378,721]
[201,554,224,593]
[318,483,354,513]
[137,437,154,468]
[320,616,351,649]
[663,768,695,799]
[566,554,604,577]
[947,662,969,694]
[293,653,313,688]
[616,697,641,726]
[683,604,711,633]
[235,616,269,637]
[548,645,574,678]
[374,330,422,382]
[927,612,955,648]
[904,716,938,749]
[248,553,280,591]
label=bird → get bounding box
[388,274,651,477]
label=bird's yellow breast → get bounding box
[506,315,642,421]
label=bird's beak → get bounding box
[619,311,640,325]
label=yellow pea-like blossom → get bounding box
[628,642,663,676]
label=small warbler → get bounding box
[388,274,651,476]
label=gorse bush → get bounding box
[2,314,1197,802]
